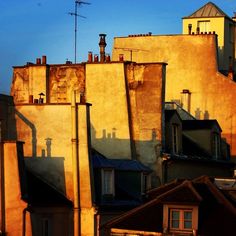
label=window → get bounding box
[101,168,114,196]
[41,218,51,236]
[163,205,198,234]
[198,20,210,33]
[212,132,220,159]
[141,173,151,194]
[172,124,179,154]
[170,209,192,230]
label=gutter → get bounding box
[71,91,81,236]
[0,141,6,235]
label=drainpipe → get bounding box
[71,91,81,236]
[0,141,6,235]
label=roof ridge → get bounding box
[196,176,236,215]
[185,2,230,19]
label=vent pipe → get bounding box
[188,24,192,35]
[42,55,47,65]
[88,51,93,62]
[99,34,107,62]
[36,58,41,64]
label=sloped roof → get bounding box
[185,2,230,18]
[26,169,73,206]
[92,149,152,172]
[165,109,181,122]
[103,176,236,234]
[182,119,222,131]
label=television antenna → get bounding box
[68,0,90,63]
[114,47,149,61]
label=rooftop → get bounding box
[184,2,231,19]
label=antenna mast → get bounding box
[69,0,90,63]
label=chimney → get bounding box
[119,54,124,62]
[196,27,200,34]
[36,58,41,64]
[188,24,192,35]
[94,54,99,62]
[42,55,47,64]
[88,51,93,62]
[228,59,234,80]
[181,89,191,112]
[99,34,107,62]
[105,54,111,62]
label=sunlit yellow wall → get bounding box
[13,103,95,235]
[112,34,236,158]
[86,63,132,159]
[28,66,48,101]
[14,104,74,199]
[11,64,86,104]
[183,17,225,46]
[183,17,235,71]
[126,63,165,167]
[3,141,32,236]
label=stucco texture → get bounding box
[113,34,236,158]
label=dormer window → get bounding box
[101,168,115,196]
[212,132,220,159]
[172,124,179,154]
[170,209,192,230]
[141,173,151,194]
[163,204,198,235]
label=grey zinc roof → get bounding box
[185,2,229,18]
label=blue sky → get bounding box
[0,0,235,94]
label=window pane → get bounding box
[171,220,179,228]
[184,221,192,229]
[103,169,113,194]
[184,211,192,229]
[172,210,180,220]
[184,211,192,220]
[172,125,179,154]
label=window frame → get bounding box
[169,208,193,231]
[41,217,51,236]
[101,168,115,196]
[163,204,198,234]
[141,172,151,194]
[197,20,210,33]
[212,132,220,160]
[172,124,179,154]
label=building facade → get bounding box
[112,2,236,160]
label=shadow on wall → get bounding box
[195,108,209,120]
[90,124,162,168]
[0,95,17,140]
[12,109,67,195]
[15,109,37,157]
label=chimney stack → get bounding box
[88,51,93,62]
[188,24,192,35]
[42,55,47,64]
[36,58,41,64]
[99,34,107,62]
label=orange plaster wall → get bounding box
[113,34,236,158]
[126,63,165,166]
[3,142,30,235]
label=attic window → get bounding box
[41,218,51,236]
[102,168,115,196]
[197,20,210,33]
[163,204,198,235]
[172,124,179,154]
[212,132,220,159]
[141,172,151,194]
[170,209,192,230]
